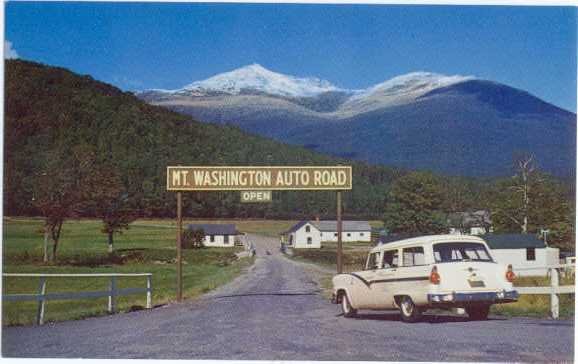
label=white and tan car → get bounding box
[331,235,518,322]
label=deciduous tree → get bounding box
[383,172,448,234]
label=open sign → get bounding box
[240,190,272,203]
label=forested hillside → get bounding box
[4,60,400,219]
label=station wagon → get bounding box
[332,235,518,322]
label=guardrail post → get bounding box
[550,267,559,319]
[146,275,152,309]
[108,276,117,313]
[36,277,47,325]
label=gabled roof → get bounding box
[284,220,319,234]
[481,234,546,250]
[313,220,371,232]
[187,224,238,235]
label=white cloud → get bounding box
[5,40,19,59]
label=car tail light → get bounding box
[430,265,441,285]
[506,264,516,282]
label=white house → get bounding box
[281,220,372,249]
[187,224,240,248]
[482,234,559,277]
[282,221,322,249]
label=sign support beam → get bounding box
[337,190,343,274]
[176,192,183,302]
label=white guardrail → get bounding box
[3,273,152,325]
[514,264,575,319]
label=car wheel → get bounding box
[466,304,491,320]
[399,296,422,323]
[340,292,357,318]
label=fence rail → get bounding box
[513,264,574,319]
[3,273,152,325]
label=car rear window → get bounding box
[433,242,493,263]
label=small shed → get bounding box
[482,234,559,276]
[187,224,240,248]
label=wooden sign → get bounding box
[240,190,272,203]
[167,166,352,191]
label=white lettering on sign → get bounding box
[240,190,272,203]
[167,166,352,191]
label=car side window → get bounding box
[402,247,425,266]
[382,250,399,269]
[366,252,380,270]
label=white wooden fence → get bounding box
[3,273,152,325]
[514,264,575,319]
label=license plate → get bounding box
[468,279,486,288]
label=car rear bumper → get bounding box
[427,290,518,306]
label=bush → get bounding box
[182,229,205,249]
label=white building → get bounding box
[316,221,372,243]
[483,234,559,277]
[282,221,322,249]
[282,220,371,249]
[187,224,240,248]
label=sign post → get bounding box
[167,165,353,300]
[176,192,183,302]
[336,191,343,274]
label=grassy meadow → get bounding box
[2,217,257,326]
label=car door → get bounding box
[367,248,400,309]
[397,246,430,306]
[350,251,381,309]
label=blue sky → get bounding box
[5,2,577,111]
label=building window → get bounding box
[360,233,364,237]
[305,225,311,232]
[224,235,230,244]
[210,235,215,242]
[526,247,536,261]
[307,237,312,245]
[347,233,351,237]
[334,233,338,237]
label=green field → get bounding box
[2,218,255,325]
[491,275,575,318]
[133,218,300,238]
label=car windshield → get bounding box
[433,242,493,263]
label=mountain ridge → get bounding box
[138,64,576,177]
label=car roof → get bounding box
[370,234,487,253]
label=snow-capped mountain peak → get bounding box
[337,71,475,115]
[178,63,343,97]
[354,71,475,99]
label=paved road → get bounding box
[2,235,574,361]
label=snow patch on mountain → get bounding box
[354,72,474,99]
[337,72,475,115]
[174,63,344,98]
